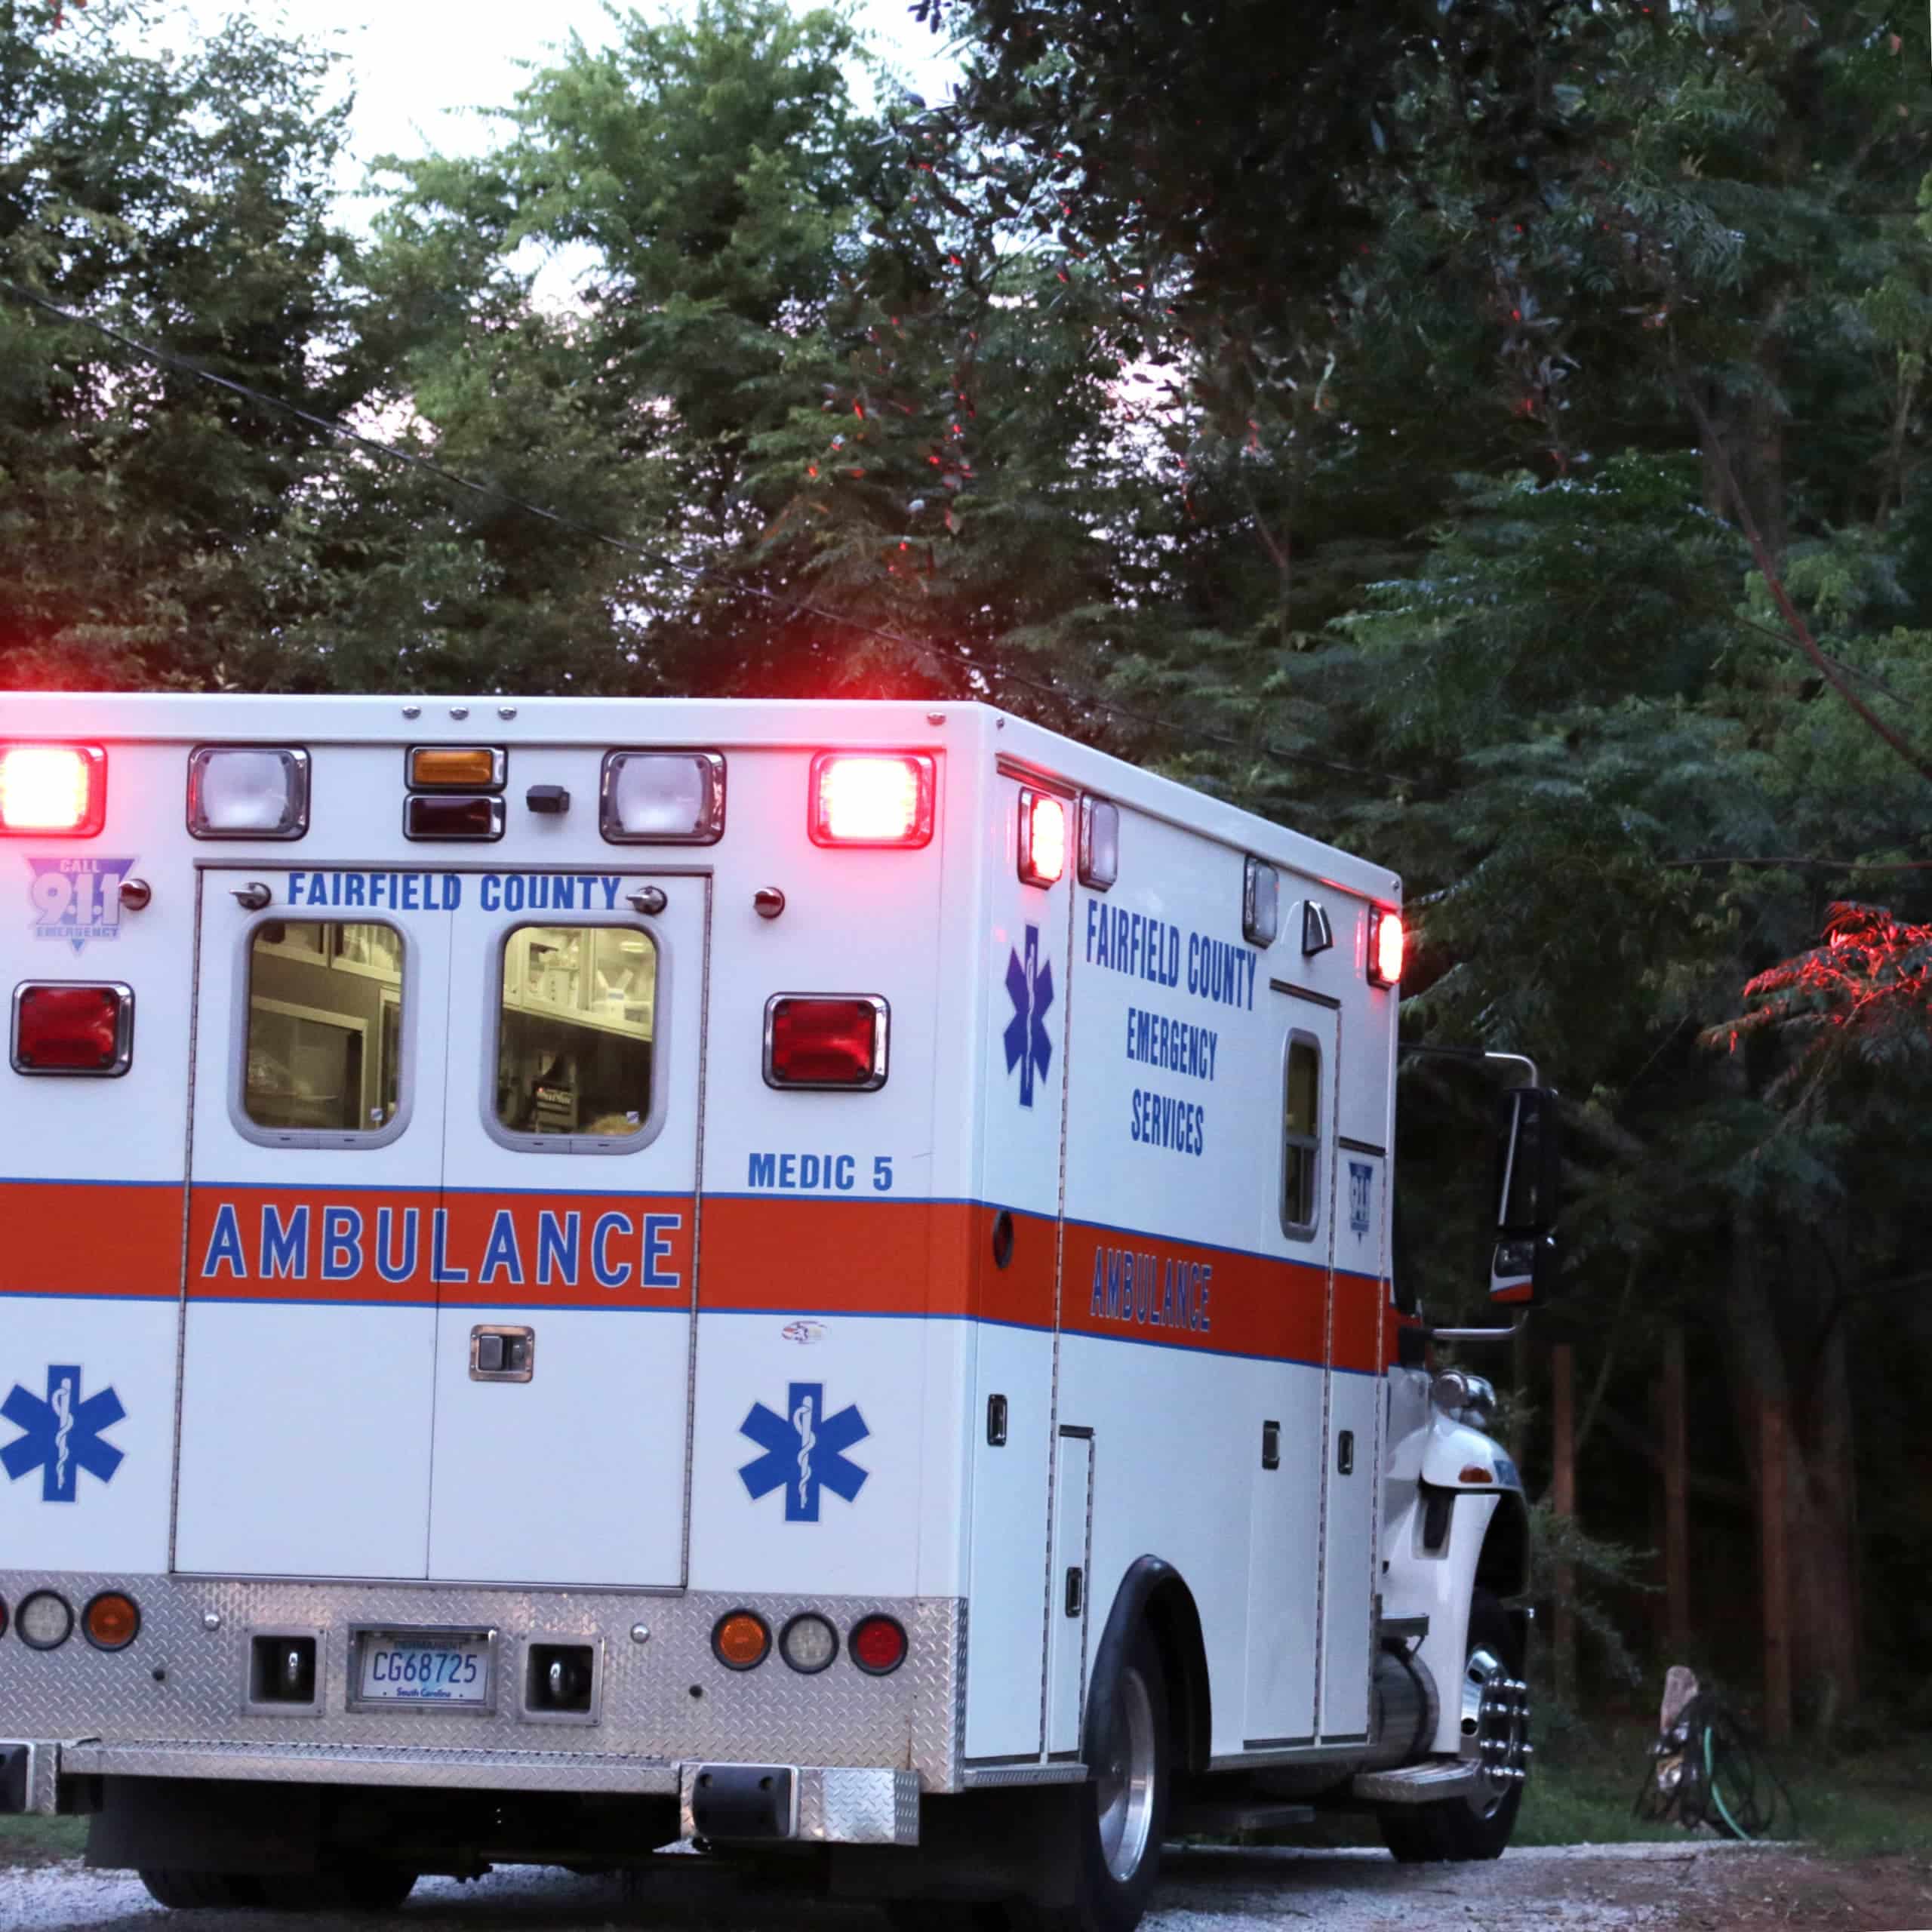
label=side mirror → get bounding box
[1488,1085,1561,1306]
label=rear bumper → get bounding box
[0,1570,961,1810]
[6,1738,920,1844]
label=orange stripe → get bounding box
[10,1180,1388,1370]
[0,1182,183,1299]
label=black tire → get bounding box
[257,1865,419,1912]
[137,1869,264,1909]
[1378,1589,1528,1863]
[1035,1623,1172,1932]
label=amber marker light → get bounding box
[82,1591,140,1651]
[408,746,505,791]
[712,1610,771,1671]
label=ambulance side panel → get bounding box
[0,744,192,1575]
[960,758,1072,1761]
[1058,806,1352,1761]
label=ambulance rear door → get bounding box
[176,867,454,1578]
[426,869,704,1587]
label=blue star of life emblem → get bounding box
[737,1381,869,1523]
[1003,923,1054,1108]
[2,1365,125,1503]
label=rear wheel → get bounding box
[137,1870,263,1910]
[1037,1623,1171,1932]
[1378,1589,1528,1863]
[257,1865,419,1912]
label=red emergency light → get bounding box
[809,753,934,848]
[12,983,132,1075]
[764,995,889,1090]
[1367,909,1405,988]
[0,744,106,836]
[1017,789,1066,887]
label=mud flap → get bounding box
[829,1787,1082,1908]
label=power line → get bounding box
[0,278,1387,786]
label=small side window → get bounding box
[245,921,404,1133]
[495,925,657,1140]
[1281,1033,1321,1238]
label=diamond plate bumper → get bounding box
[0,1572,965,1810]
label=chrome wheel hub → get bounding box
[1462,1647,1532,1819]
[1095,1664,1157,1884]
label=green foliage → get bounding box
[0,0,359,691]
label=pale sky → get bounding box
[168,0,966,222]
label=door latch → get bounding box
[470,1325,534,1382]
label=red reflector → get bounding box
[1368,909,1404,987]
[849,1615,907,1675]
[765,997,888,1089]
[13,984,128,1073]
[810,754,934,847]
[0,744,105,836]
[1018,789,1066,887]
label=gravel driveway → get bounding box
[11,1841,1928,1932]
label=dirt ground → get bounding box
[7,1841,1932,1932]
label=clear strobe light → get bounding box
[601,752,725,844]
[188,747,310,838]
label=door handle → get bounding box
[470,1325,534,1382]
[1337,1429,1355,1475]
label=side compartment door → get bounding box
[177,872,449,1578]
[1045,1429,1094,1757]
[1241,990,1334,1746]
[1321,1129,1385,1742]
[426,872,704,1587]
[963,773,1072,1761]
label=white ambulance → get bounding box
[0,696,1554,1927]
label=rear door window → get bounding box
[243,919,404,1134]
[493,924,657,1141]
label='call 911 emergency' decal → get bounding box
[738,1383,869,1522]
[2,1365,125,1503]
[1349,1161,1374,1240]
[27,857,137,953]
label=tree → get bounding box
[0,0,361,690]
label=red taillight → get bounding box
[810,753,934,848]
[1368,909,1404,987]
[0,744,105,836]
[765,995,888,1090]
[849,1615,907,1675]
[12,983,131,1074]
[1018,789,1066,887]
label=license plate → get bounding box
[355,1632,493,1708]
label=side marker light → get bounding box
[1367,909,1405,987]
